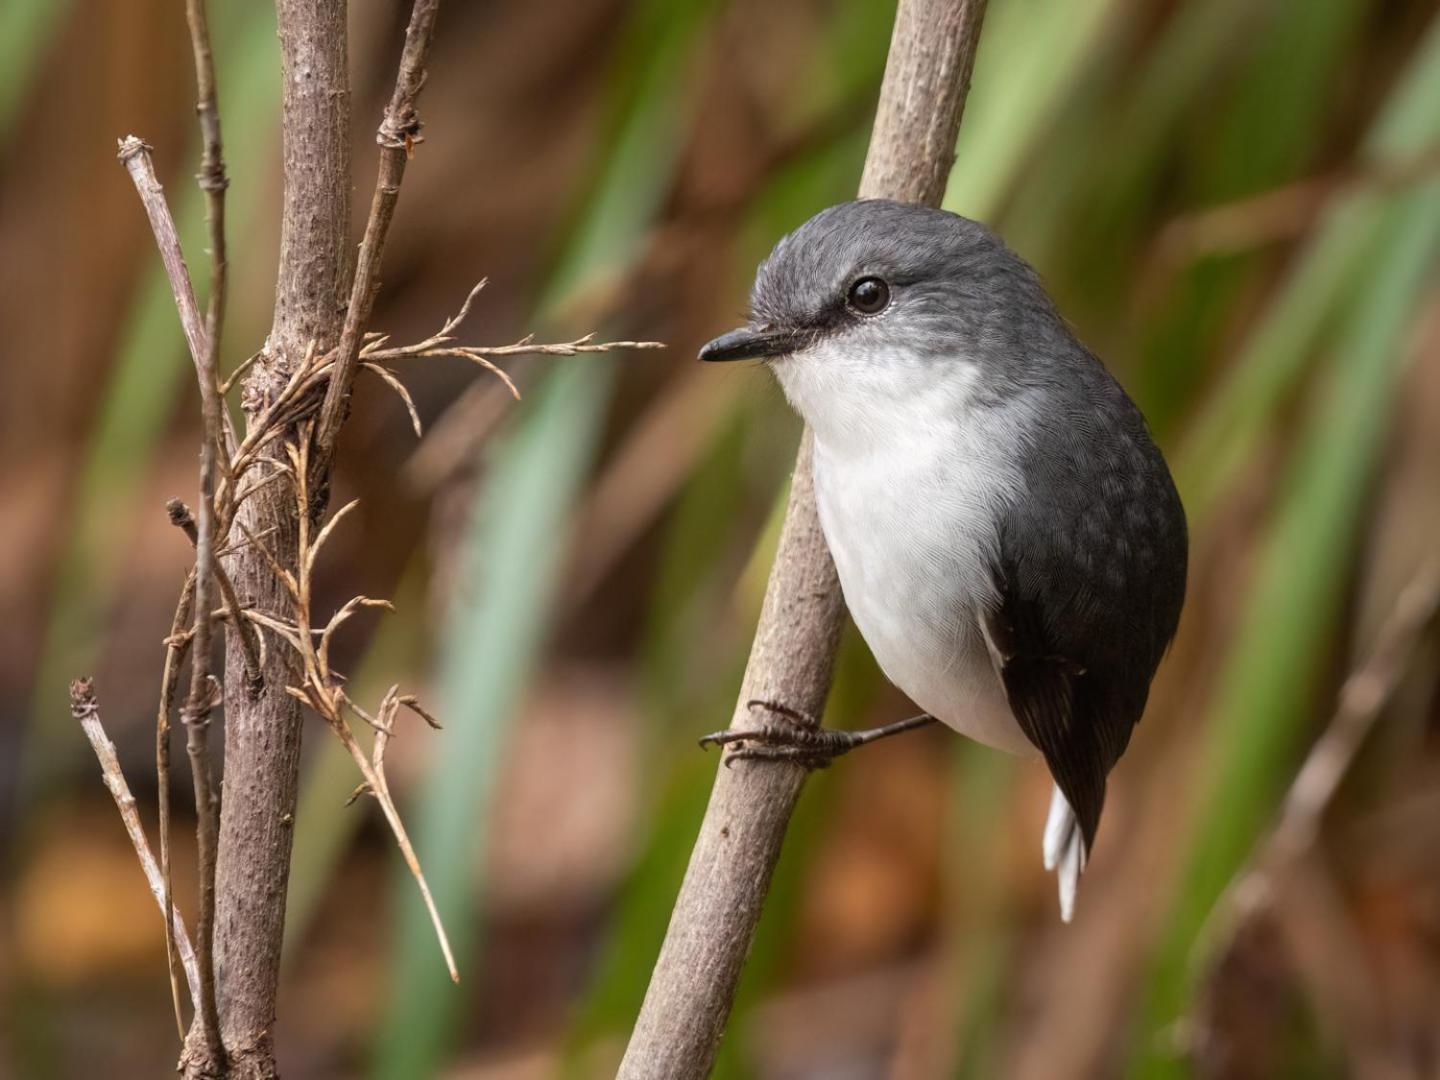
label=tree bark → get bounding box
[183,2,351,1076]
[616,2,988,1077]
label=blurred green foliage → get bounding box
[12,0,1440,1076]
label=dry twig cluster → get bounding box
[76,1,659,1073]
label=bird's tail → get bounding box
[1043,785,1088,922]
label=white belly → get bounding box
[810,424,1034,756]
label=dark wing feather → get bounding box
[983,357,1187,852]
[982,569,1110,850]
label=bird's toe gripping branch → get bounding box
[699,700,937,770]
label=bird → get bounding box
[697,199,1187,921]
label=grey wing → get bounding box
[982,370,1187,851]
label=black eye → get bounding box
[847,276,890,315]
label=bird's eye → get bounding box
[846,276,890,315]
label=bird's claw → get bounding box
[698,699,846,770]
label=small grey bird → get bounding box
[698,200,1187,920]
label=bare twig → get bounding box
[314,0,443,465]
[1222,561,1440,916]
[116,137,238,454]
[290,437,459,980]
[355,279,664,403]
[155,572,197,1041]
[1190,561,1440,1069]
[186,0,232,483]
[617,3,989,1076]
[117,137,207,385]
[170,498,263,694]
[176,25,230,1039]
[72,678,203,1013]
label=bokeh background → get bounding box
[4,0,1440,1076]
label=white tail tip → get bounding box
[1042,785,1088,922]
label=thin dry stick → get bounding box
[72,677,203,1011]
[314,0,442,464]
[180,440,225,1064]
[116,137,238,453]
[287,439,458,981]
[170,499,264,695]
[617,2,988,1076]
[1229,560,1440,909]
[186,0,234,490]
[1270,560,1440,856]
[117,137,207,375]
[1192,561,1440,1064]
[156,568,197,1041]
[176,7,229,1051]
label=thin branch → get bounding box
[1225,560,1440,911]
[180,671,224,1067]
[617,2,989,1076]
[1191,560,1440,1060]
[178,91,228,1049]
[186,0,233,496]
[115,136,237,453]
[156,571,197,1042]
[171,14,233,1039]
[72,678,203,1013]
[170,498,263,694]
[116,137,207,384]
[1269,560,1440,857]
[314,0,443,464]
[267,435,458,982]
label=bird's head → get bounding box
[700,200,1052,444]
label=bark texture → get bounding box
[616,2,988,1077]
[183,2,351,1076]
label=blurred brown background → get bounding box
[3,0,1440,1077]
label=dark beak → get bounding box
[698,325,798,363]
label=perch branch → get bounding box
[617,2,989,1077]
[314,0,442,465]
[72,678,203,1013]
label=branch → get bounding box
[1217,560,1440,920]
[72,678,203,1013]
[1191,560,1440,1063]
[157,564,197,1043]
[617,2,989,1076]
[117,137,208,383]
[189,1,351,1074]
[177,6,230,1046]
[313,0,442,465]
[170,498,264,693]
[116,136,237,453]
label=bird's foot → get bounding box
[699,700,937,770]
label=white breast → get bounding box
[774,341,1037,755]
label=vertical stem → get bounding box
[177,0,232,1069]
[617,2,988,1077]
[184,2,351,1076]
